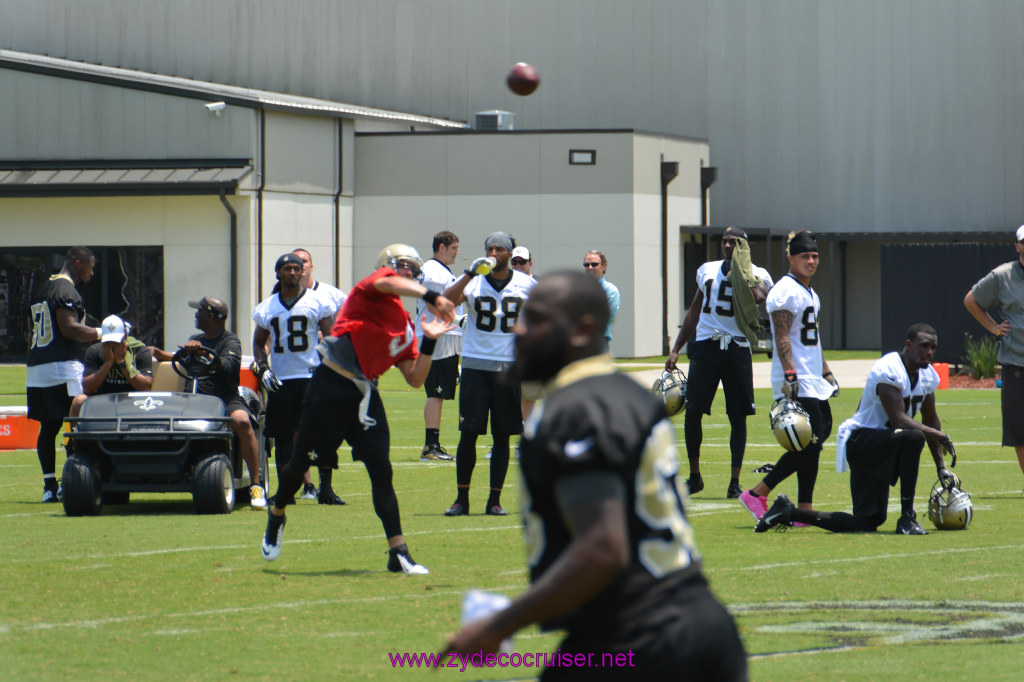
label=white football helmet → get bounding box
[377,244,423,278]
[928,478,973,530]
[652,369,687,417]
[769,398,815,452]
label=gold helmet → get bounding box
[928,478,973,530]
[377,244,423,278]
[652,369,687,417]
[769,398,815,452]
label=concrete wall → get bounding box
[5,0,1024,235]
[353,130,708,356]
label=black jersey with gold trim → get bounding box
[28,274,86,367]
[520,366,703,634]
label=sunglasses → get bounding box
[583,262,602,268]
[511,258,528,265]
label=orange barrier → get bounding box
[932,362,949,390]
[240,354,258,391]
[0,407,40,451]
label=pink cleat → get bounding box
[739,490,768,521]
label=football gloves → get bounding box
[465,257,495,277]
[938,466,961,490]
[251,360,282,393]
[782,370,799,399]
[823,371,840,398]
[940,435,957,468]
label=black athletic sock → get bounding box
[37,418,62,483]
[272,452,309,509]
[456,433,479,489]
[425,429,440,447]
[319,467,334,492]
[684,409,703,463]
[489,436,511,493]
[728,412,747,470]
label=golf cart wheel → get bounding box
[193,455,235,514]
[102,491,130,505]
[62,455,103,516]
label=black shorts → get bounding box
[458,367,522,436]
[685,338,756,416]
[265,378,310,438]
[424,354,459,400]
[292,365,389,470]
[1001,363,1024,447]
[546,582,746,681]
[27,384,75,423]
[846,427,925,529]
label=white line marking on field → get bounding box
[708,543,1024,573]
[6,585,527,634]
[749,645,858,660]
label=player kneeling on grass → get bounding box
[261,244,455,574]
[756,323,960,535]
[443,272,747,680]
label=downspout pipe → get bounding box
[334,119,343,287]
[660,159,679,356]
[219,188,238,331]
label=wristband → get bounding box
[784,370,797,381]
[419,337,437,355]
[94,327,103,341]
[421,289,440,307]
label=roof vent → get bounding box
[474,110,516,131]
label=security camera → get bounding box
[204,101,226,116]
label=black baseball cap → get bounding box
[188,296,228,319]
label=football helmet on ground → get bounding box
[928,478,973,530]
[652,369,687,416]
[769,398,815,452]
[377,244,424,278]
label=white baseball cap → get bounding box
[100,315,129,343]
[511,246,531,261]
[1016,225,1024,242]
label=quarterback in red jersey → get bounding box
[261,244,455,574]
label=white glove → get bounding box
[465,257,495,277]
[252,360,282,392]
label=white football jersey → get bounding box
[693,260,774,342]
[253,289,334,380]
[462,270,535,362]
[767,274,832,400]
[415,258,464,360]
[846,352,940,430]
[311,281,347,320]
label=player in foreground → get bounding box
[261,244,455,574]
[443,272,747,680]
[756,323,959,534]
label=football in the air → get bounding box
[506,62,540,96]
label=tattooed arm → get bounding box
[771,309,795,373]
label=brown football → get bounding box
[506,62,540,96]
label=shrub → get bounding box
[961,333,1000,379]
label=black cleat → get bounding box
[726,480,743,499]
[895,510,928,535]
[420,444,454,462]
[485,504,508,516]
[387,546,429,574]
[685,474,704,495]
[444,501,468,516]
[754,493,795,533]
[317,489,346,506]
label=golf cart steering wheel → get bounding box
[170,345,221,381]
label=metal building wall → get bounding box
[3,1,1022,237]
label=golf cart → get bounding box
[61,346,269,516]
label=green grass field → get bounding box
[3,367,1023,680]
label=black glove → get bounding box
[938,466,961,490]
[940,435,957,468]
[251,360,282,393]
[782,370,799,400]
[823,371,839,398]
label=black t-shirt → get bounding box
[83,337,154,395]
[186,330,242,403]
[520,360,704,635]
[27,274,86,366]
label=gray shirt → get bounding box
[971,260,1024,366]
